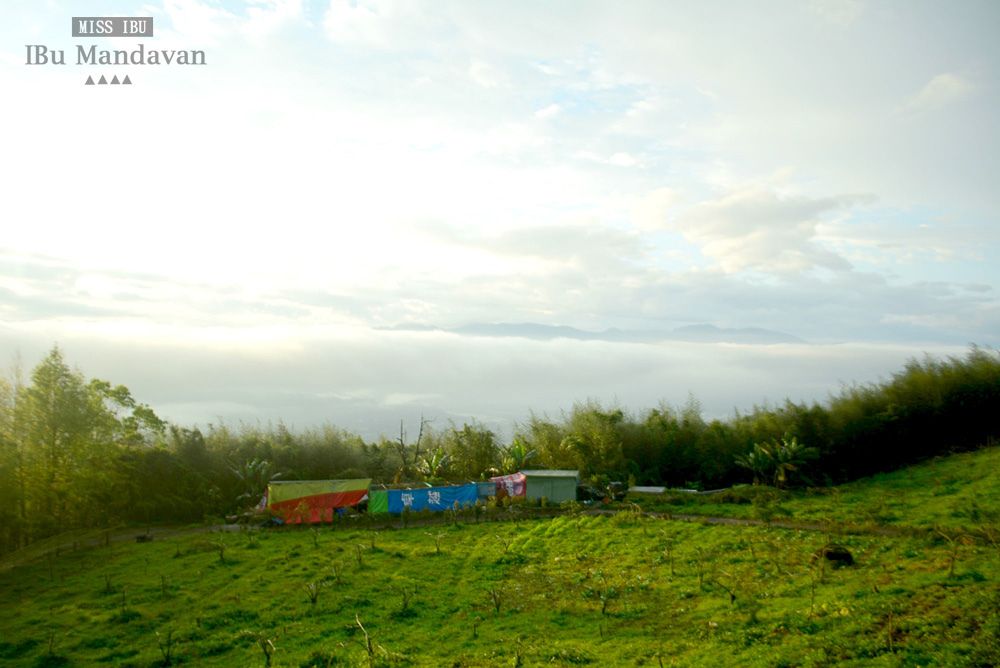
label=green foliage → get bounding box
[3,495,996,667]
[416,445,452,482]
[443,420,499,480]
[736,438,817,490]
[499,438,536,475]
[3,343,999,562]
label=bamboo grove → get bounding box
[1,345,998,555]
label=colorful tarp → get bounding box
[386,483,479,514]
[368,489,389,514]
[491,472,527,498]
[266,479,371,524]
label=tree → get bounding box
[0,361,27,553]
[734,445,773,487]
[21,347,113,533]
[562,402,628,478]
[766,437,817,489]
[518,414,573,472]
[1,346,170,547]
[231,458,281,508]
[417,446,451,481]
[445,421,499,480]
[499,438,536,475]
[735,437,817,490]
[392,416,433,483]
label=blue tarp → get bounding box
[387,483,479,514]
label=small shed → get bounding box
[476,481,495,501]
[521,470,579,504]
[630,486,667,495]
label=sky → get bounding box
[1,0,998,440]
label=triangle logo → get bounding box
[123,75,132,85]
[85,75,95,85]
[98,75,107,85]
[111,75,120,85]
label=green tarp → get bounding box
[368,489,388,514]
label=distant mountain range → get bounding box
[380,322,809,345]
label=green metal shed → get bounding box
[521,470,579,504]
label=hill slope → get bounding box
[2,453,999,667]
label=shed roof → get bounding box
[519,470,579,479]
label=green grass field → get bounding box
[630,444,1000,532]
[3,448,1000,667]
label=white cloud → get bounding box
[670,183,871,275]
[1,0,999,432]
[608,152,637,167]
[896,73,975,115]
[468,58,506,88]
[629,187,684,232]
[808,0,866,28]
[535,103,562,119]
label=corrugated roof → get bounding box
[519,470,579,478]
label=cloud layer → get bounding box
[1,0,997,433]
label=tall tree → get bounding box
[445,421,499,480]
[10,346,169,543]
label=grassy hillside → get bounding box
[2,450,1000,667]
[631,444,1000,533]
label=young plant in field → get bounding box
[766,541,783,575]
[310,528,321,549]
[806,564,820,617]
[742,531,757,562]
[659,530,676,576]
[368,531,379,552]
[354,543,365,569]
[561,500,584,530]
[496,534,513,555]
[425,532,445,555]
[935,525,973,577]
[715,571,738,605]
[353,615,386,668]
[750,491,780,526]
[303,580,326,605]
[879,604,904,654]
[156,629,176,666]
[512,638,524,667]
[613,502,646,528]
[979,524,1000,561]
[820,517,836,544]
[487,583,505,613]
[330,560,344,585]
[694,547,713,590]
[587,571,620,616]
[241,630,278,667]
[241,525,258,549]
[391,582,417,615]
[718,569,762,624]
[813,548,827,584]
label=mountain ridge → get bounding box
[379,322,809,345]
